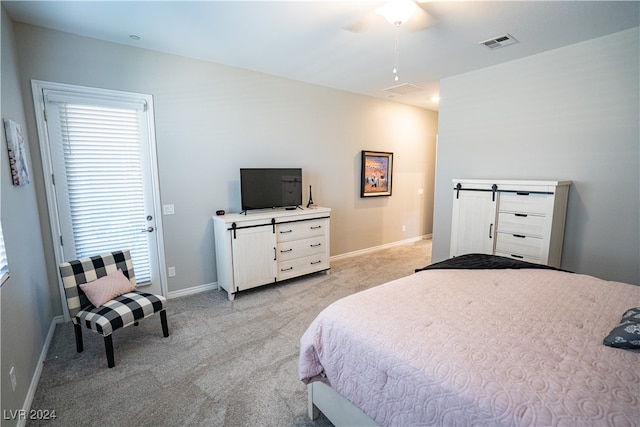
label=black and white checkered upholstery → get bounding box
[75,291,166,336]
[60,250,137,321]
[59,250,169,367]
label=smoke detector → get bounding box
[479,34,519,50]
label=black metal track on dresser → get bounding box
[228,216,330,238]
[274,216,330,226]
[230,220,275,239]
[454,183,553,200]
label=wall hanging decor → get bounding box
[3,119,30,186]
[361,150,393,197]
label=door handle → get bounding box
[141,227,154,233]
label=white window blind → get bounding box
[0,221,8,284]
[56,102,151,282]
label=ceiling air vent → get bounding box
[479,34,518,50]
[382,83,424,96]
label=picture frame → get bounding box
[360,150,393,197]
[3,119,30,186]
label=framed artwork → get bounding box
[361,150,393,197]
[3,119,30,186]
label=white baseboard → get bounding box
[330,234,432,262]
[167,281,218,299]
[18,315,64,427]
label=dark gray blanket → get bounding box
[416,253,568,273]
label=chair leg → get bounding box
[104,335,115,368]
[160,310,169,337]
[73,323,84,353]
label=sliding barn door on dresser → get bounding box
[450,188,497,256]
[450,180,571,268]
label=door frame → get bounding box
[31,80,168,321]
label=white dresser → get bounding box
[213,207,330,300]
[450,180,571,268]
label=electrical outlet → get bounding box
[168,266,176,277]
[9,366,16,392]
[402,225,406,232]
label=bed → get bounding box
[298,254,640,426]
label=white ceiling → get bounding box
[4,1,639,110]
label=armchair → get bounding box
[59,249,169,368]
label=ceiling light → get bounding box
[378,0,417,26]
[431,96,440,103]
[376,1,419,82]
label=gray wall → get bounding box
[433,28,639,285]
[12,23,438,297]
[1,9,55,424]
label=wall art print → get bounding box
[361,150,393,197]
[3,119,30,186]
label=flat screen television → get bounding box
[240,168,302,212]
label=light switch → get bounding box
[163,204,175,215]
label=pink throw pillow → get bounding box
[79,269,135,307]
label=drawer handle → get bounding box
[489,223,493,239]
[281,267,293,272]
[280,248,293,253]
[310,225,322,230]
[516,192,530,196]
[310,243,322,247]
[514,213,528,217]
[511,254,524,259]
[513,234,526,238]
[280,230,293,234]
[310,260,322,265]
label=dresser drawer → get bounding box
[277,236,326,262]
[277,254,328,280]
[494,251,541,264]
[495,232,545,258]
[496,212,547,237]
[499,192,552,215]
[276,218,328,242]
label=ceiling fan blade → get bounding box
[343,11,378,33]
[406,5,438,32]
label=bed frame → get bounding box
[307,381,378,426]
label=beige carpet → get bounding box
[27,239,432,427]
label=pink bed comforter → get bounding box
[299,268,640,426]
